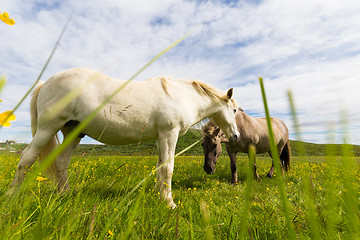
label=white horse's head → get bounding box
[211,88,239,142]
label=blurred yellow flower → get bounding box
[108,230,114,236]
[0,11,15,25]
[0,110,16,127]
[36,176,47,182]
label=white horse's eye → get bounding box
[233,109,236,113]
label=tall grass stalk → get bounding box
[288,90,322,238]
[340,111,360,237]
[200,200,214,240]
[323,126,339,239]
[259,77,296,239]
[188,201,194,240]
[239,144,255,239]
[287,91,306,155]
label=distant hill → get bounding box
[2,130,360,156]
[73,130,360,157]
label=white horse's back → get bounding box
[36,68,208,145]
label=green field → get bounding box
[1,141,360,239]
[2,129,360,157]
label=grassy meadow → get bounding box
[0,141,360,239]
[1,16,359,239]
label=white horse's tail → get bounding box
[30,82,59,177]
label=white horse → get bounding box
[10,67,239,208]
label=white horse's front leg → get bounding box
[156,129,179,209]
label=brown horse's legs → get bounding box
[248,152,260,181]
[267,148,286,178]
[227,150,238,184]
[253,158,261,181]
[267,161,275,178]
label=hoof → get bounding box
[168,202,177,209]
[166,199,177,209]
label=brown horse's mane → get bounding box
[202,120,218,136]
[202,108,244,136]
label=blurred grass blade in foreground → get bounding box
[239,144,255,239]
[288,90,322,237]
[259,77,296,239]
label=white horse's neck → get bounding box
[190,94,224,126]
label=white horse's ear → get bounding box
[213,127,221,137]
[219,133,229,143]
[226,88,233,100]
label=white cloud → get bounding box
[1,0,360,144]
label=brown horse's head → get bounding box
[201,121,226,174]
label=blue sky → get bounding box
[1,0,360,144]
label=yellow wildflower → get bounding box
[0,11,15,25]
[108,230,114,236]
[0,111,16,127]
[36,176,47,182]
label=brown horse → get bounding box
[201,108,290,183]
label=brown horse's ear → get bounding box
[201,125,207,136]
[226,88,233,100]
[212,127,221,137]
[219,133,229,143]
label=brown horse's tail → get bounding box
[280,140,291,172]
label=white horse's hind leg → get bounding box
[9,144,39,191]
[10,128,58,191]
[155,129,179,209]
[55,128,81,192]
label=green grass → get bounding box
[1,152,359,239]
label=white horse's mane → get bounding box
[148,76,237,107]
[148,76,171,96]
